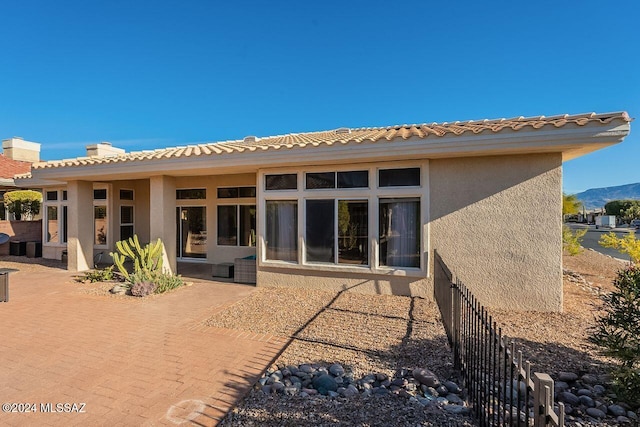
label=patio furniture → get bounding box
[212,262,234,278]
[234,256,256,284]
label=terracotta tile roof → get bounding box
[0,154,32,179]
[32,111,631,170]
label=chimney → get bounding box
[2,137,41,162]
[86,141,125,157]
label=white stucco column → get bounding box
[149,175,176,274]
[67,180,94,272]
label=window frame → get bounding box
[259,161,428,276]
[93,185,109,248]
[119,204,135,242]
[42,189,68,247]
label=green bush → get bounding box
[589,265,640,408]
[3,190,42,220]
[562,225,586,256]
[154,273,184,294]
[80,266,114,283]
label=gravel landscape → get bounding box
[1,248,636,426]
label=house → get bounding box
[14,112,632,311]
[0,138,40,219]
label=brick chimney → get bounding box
[2,137,41,162]
[86,141,125,157]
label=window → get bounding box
[94,206,107,245]
[46,206,59,243]
[265,174,297,191]
[217,186,256,199]
[94,189,107,200]
[217,205,256,246]
[176,189,206,200]
[120,189,134,200]
[120,206,134,241]
[305,171,368,190]
[338,171,369,189]
[265,201,297,261]
[62,206,68,243]
[379,198,420,268]
[305,199,368,265]
[379,167,420,187]
[306,200,334,262]
[42,188,67,245]
[338,201,368,264]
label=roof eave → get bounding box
[27,118,631,181]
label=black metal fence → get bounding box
[434,250,564,427]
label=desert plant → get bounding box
[599,231,640,263]
[589,265,640,408]
[81,266,114,283]
[3,190,42,220]
[562,225,587,256]
[153,273,185,294]
[110,235,163,281]
[130,280,157,297]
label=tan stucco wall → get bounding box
[257,267,431,297]
[429,153,563,312]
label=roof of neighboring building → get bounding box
[0,154,32,179]
[29,111,631,171]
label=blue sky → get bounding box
[0,0,638,194]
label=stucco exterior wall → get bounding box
[257,267,431,297]
[429,153,563,312]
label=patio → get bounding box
[0,259,287,426]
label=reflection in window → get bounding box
[265,174,297,191]
[305,200,334,263]
[379,168,420,187]
[94,206,107,245]
[46,206,59,243]
[338,200,368,265]
[379,199,420,268]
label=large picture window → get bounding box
[265,201,298,261]
[379,198,420,268]
[306,200,335,263]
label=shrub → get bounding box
[154,273,184,294]
[599,231,640,263]
[3,190,42,220]
[130,281,157,297]
[589,265,640,408]
[81,266,114,283]
[562,226,586,256]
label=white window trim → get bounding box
[42,188,67,247]
[93,185,110,249]
[257,160,430,277]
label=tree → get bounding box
[605,200,640,217]
[2,190,42,220]
[623,205,640,224]
[589,265,640,408]
[599,232,640,264]
[562,194,582,216]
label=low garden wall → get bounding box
[0,220,42,255]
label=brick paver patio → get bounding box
[0,263,287,426]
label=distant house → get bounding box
[0,138,40,219]
[14,112,632,311]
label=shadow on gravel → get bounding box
[214,281,476,426]
[504,337,615,379]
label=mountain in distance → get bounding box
[574,182,640,210]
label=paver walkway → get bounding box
[0,263,287,426]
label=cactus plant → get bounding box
[110,235,163,282]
